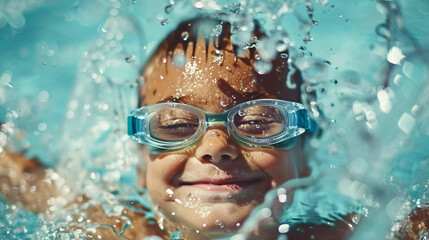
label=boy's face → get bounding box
[140,35,300,236]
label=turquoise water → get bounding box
[1,0,428,239]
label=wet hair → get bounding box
[139,17,301,106]
[162,17,266,63]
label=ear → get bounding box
[137,147,149,188]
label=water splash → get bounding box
[1,0,429,239]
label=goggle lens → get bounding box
[149,109,200,141]
[233,105,286,139]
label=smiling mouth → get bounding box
[179,177,265,192]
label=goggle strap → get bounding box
[296,109,318,133]
[127,115,137,136]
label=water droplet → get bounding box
[238,110,244,116]
[220,101,227,107]
[165,5,174,14]
[312,20,319,26]
[132,0,136,4]
[213,24,223,36]
[173,54,186,67]
[258,208,272,218]
[213,49,222,56]
[181,31,189,41]
[215,220,225,228]
[160,19,169,26]
[194,1,204,8]
[184,193,201,208]
[136,76,145,84]
[162,57,167,63]
[125,55,135,63]
[254,60,272,74]
[278,224,290,233]
[226,192,232,199]
[38,122,47,131]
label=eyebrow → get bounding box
[156,95,188,104]
[154,92,276,106]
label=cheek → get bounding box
[145,153,188,197]
[245,150,295,186]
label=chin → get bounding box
[158,199,261,238]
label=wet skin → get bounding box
[139,29,301,238]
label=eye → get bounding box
[149,109,201,141]
[159,122,199,130]
[236,118,279,131]
[233,105,286,139]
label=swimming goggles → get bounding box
[127,99,317,152]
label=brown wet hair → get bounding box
[139,17,302,107]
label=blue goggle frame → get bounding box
[127,99,317,152]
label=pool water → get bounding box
[0,0,428,239]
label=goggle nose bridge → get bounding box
[203,112,230,128]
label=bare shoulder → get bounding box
[0,150,56,212]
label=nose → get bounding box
[195,128,240,164]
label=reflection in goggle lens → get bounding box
[149,109,200,141]
[233,105,286,139]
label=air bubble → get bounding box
[220,101,227,107]
[280,53,288,58]
[125,55,135,63]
